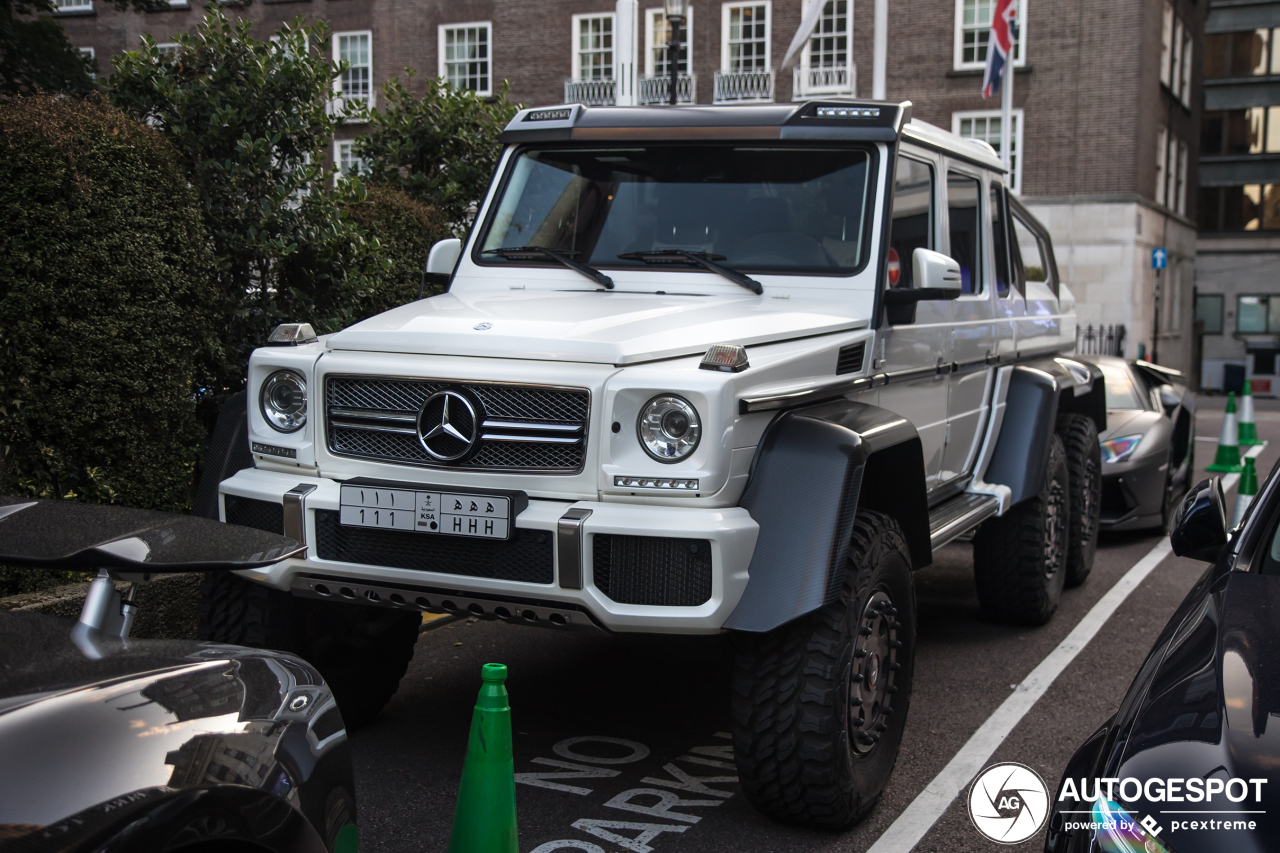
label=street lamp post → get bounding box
[664,0,686,105]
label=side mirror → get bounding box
[1158,384,1181,413]
[883,248,963,324]
[913,247,964,296]
[1170,478,1229,562]
[427,238,462,276]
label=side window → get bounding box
[889,156,935,289]
[947,172,982,294]
[989,183,1011,296]
[1012,211,1054,289]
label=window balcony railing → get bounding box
[792,65,855,100]
[713,69,775,104]
[637,73,697,105]
[564,78,616,106]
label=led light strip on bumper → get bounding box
[614,476,699,490]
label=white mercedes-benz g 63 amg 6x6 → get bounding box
[199,99,1104,828]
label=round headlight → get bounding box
[637,395,701,462]
[261,370,307,433]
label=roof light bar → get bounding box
[700,344,750,373]
[266,323,318,346]
[525,108,573,122]
[816,106,880,118]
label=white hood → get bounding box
[327,290,869,365]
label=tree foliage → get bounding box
[352,73,518,231]
[108,9,382,410]
[0,95,219,513]
[0,0,167,96]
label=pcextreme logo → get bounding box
[967,762,1050,844]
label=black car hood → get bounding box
[1103,571,1280,853]
[0,612,351,852]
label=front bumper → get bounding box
[1099,453,1168,531]
[220,468,759,634]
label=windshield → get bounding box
[1099,362,1145,410]
[477,145,875,275]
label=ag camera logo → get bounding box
[968,762,1050,844]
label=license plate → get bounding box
[339,485,513,540]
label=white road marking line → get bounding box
[866,539,1174,853]
[866,441,1271,852]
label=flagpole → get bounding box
[1000,27,1014,178]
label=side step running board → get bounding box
[929,492,1000,550]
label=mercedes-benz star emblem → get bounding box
[417,390,479,461]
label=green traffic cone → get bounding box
[448,663,518,853]
[1207,392,1244,473]
[1239,380,1263,446]
[1231,457,1259,528]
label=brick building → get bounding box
[58,0,1202,371]
[1195,0,1280,396]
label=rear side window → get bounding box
[888,156,934,289]
[947,172,982,294]
[1013,211,1054,288]
[989,184,1011,296]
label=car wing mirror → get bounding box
[419,237,462,298]
[883,248,963,324]
[1170,478,1229,562]
[1158,384,1181,413]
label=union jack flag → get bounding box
[982,0,1019,99]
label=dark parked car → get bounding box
[1082,356,1196,531]
[0,498,357,853]
[1046,463,1280,853]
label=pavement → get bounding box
[348,397,1279,852]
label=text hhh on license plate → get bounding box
[338,485,512,539]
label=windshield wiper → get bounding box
[616,250,763,295]
[483,246,613,289]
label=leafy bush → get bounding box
[343,185,455,311]
[353,73,519,230]
[0,95,218,513]
[108,10,381,412]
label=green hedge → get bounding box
[0,95,219,517]
[346,184,455,312]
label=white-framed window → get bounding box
[1175,139,1188,215]
[644,6,694,76]
[1160,3,1173,86]
[156,42,180,57]
[333,31,372,109]
[79,47,96,79]
[333,141,366,186]
[1155,127,1167,206]
[439,22,492,95]
[722,2,771,72]
[802,0,850,72]
[56,0,93,11]
[573,13,615,81]
[1179,34,1192,107]
[953,0,1026,70]
[1170,18,1183,97]
[953,109,1024,193]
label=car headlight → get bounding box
[1100,433,1143,463]
[637,395,701,462]
[261,370,308,432]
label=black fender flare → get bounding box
[984,358,1105,506]
[724,400,929,633]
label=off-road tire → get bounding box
[199,571,419,728]
[973,435,1070,625]
[730,510,916,828]
[1056,413,1101,588]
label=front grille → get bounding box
[592,534,712,606]
[314,510,554,584]
[224,495,284,535]
[325,377,589,473]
